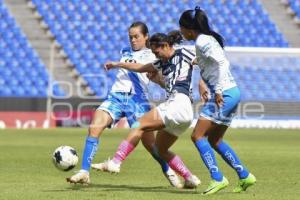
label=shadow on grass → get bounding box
[43,183,201,195]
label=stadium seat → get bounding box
[5,0,293,102]
[29,0,290,100]
[231,57,300,102]
[0,2,65,97]
[287,0,300,19]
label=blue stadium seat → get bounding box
[288,0,300,19]
[0,2,65,97]
[27,0,297,102]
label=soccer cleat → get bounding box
[163,168,183,188]
[183,175,201,189]
[91,158,120,173]
[233,173,256,193]
[66,170,90,184]
[91,162,108,171]
[202,177,229,195]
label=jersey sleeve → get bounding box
[181,48,196,65]
[195,35,225,63]
[152,59,162,70]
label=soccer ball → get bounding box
[52,146,78,171]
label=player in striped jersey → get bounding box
[67,22,181,188]
[104,31,201,188]
[179,7,256,195]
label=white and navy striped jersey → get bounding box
[195,34,236,93]
[111,47,156,96]
[152,48,195,98]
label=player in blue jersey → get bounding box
[179,7,256,195]
[104,31,201,188]
[67,22,182,188]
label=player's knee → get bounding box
[191,132,204,142]
[191,134,197,142]
[88,124,105,138]
[137,123,152,133]
[131,126,146,138]
[207,137,218,149]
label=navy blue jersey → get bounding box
[153,48,195,98]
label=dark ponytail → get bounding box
[209,31,224,48]
[150,31,183,47]
[167,30,183,45]
[179,7,224,48]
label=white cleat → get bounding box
[164,168,183,188]
[66,170,90,185]
[184,174,201,189]
[91,162,107,171]
[91,158,120,173]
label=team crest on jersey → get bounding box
[125,58,137,63]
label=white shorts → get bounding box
[156,92,193,137]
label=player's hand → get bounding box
[147,71,165,88]
[199,80,209,103]
[104,61,118,70]
[146,71,156,80]
[147,71,160,83]
[215,93,224,108]
[201,90,209,103]
[192,58,198,65]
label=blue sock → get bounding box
[151,145,169,173]
[81,136,99,171]
[216,141,249,179]
[194,138,223,181]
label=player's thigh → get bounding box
[125,95,151,127]
[137,108,165,131]
[89,109,113,137]
[126,108,165,142]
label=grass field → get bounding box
[0,128,299,200]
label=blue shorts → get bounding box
[200,87,240,126]
[97,92,151,127]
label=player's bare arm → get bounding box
[105,61,156,73]
[199,79,209,103]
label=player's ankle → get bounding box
[112,158,122,165]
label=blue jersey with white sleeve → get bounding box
[111,47,156,96]
[98,47,156,128]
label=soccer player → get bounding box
[67,22,182,188]
[178,7,256,195]
[104,32,201,188]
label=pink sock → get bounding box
[168,155,192,180]
[112,140,135,164]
